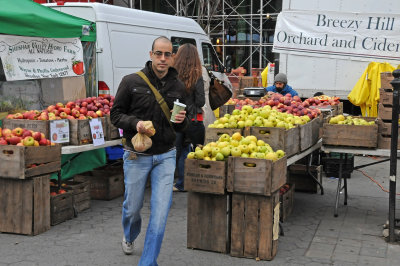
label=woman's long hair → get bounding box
[174,44,202,93]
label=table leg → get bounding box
[334,154,343,217]
[344,154,348,205]
[306,153,324,195]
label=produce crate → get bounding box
[187,192,230,253]
[248,126,300,157]
[205,127,243,143]
[74,165,124,200]
[377,118,400,136]
[0,145,61,179]
[2,119,51,139]
[219,104,236,117]
[239,76,257,89]
[50,190,74,226]
[0,174,50,235]
[377,134,400,149]
[104,114,121,141]
[381,72,394,90]
[231,191,280,261]
[227,156,287,196]
[322,117,378,148]
[322,153,354,179]
[379,88,393,106]
[280,183,295,222]
[288,164,322,194]
[299,115,322,151]
[331,102,344,116]
[378,103,399,120]
[64,180,90,213]
[184,159,227,195]
[69,117,107,145]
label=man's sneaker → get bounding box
[122,236,134,255]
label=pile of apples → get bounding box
[209,104,313,130]
[304,95,341,107]
[279,184,291,195]
[6,95,114,121]
[0,127,53,146]
[187,132,285,161]
[328,115,376,125]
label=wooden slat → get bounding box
[230,193,245,257]
[2,119,50,139]
[243,195,259,258]
[205,128,243,143]
[258,194,273,260]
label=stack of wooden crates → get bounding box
[0,145,61,235]
[378,72,399,149]
[185,154,287,260]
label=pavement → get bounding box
[1,155,400,266]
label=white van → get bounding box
[45,2,230,96]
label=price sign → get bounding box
[89,118,105,146]
[49,119,69,143]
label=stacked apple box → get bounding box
[50,188,74,226]
[64,180,91,213]
[298,115,322,152]
[185,159,230,253]
[205,127,244,144]
[377,72,400,149]
[322,116,378,148]
[104,114,121,140]
[74,164,124,200]
[287,165,322,194]
[279,183,295,222]
[227,156,286,260]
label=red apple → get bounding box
[0,138,8,145]
[81,101,88,107]
[59,112,68,119]
[65,101,75,109]
[79,107,88,116]
[47,105,56,113]
[13,113,23,119]
[71,109,80,118]
[32,132,42,141]
[56,102,64,109]
[9,136,21,145]
[39,138,48,146]
[95,110,103,117]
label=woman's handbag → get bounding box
[208,71,232,111]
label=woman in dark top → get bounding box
[173,43,205,192]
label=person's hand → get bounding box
[136,121,154,135]
[173,110,186,124]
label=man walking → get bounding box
[110,36,187,266]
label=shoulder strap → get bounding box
[136,71,173,127]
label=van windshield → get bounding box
[171,37,196,53]
[201,42,223,72]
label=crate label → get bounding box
[89,118,105,146]
[273,203,280,240]
[186,172,223,186]
[50,119,69,143]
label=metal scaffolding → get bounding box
[157,0,282,73]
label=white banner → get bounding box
[0,35,85,81]
[273,11,400,61]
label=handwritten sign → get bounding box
[50,119,70,143]
[89,118,105,146]
[273,11,400,61]
[0,35,84,81]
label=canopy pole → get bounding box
[389,69,400,242]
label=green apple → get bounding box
[263,120,274,127]
[232,109,240,115]
[218,133,230,142]
[194,150,205,160]
[239,144,250,154]
[253,119,263,127]
[257,140,265,146]
[237,121,245,128]
[215,152,225,161]
[187,152,195,159]
[211,147,221,157]
[231,132,242,141]
[241,153,249,158]
[276,149,285,158]
[276,121,286,128]
[220,146,231,157]
[244,119,253,127]
[230,139,240,147]
[257,146,268,153]
[256,152,265,159]
[23,136,35,146]
[231,147,242,157]
[248,143,258,153]
[265,152,278,161]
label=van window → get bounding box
[171,37,196,53]
[202,42,223,72]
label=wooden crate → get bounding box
[377,118,400,136]
[299,115,322,151]
[74,166,124,200]
[2,119,51,139]
[184,159,227,195]
[378,103,399,120]
[0,145,61,179]
[239,76,257,89]
[288,164,322,194]
[227,156,287,196]
[0,174,50,235]
[280,183,295,222]
[377,134,400,149]
[187,192,230,253]
[219,104,236,117]
[381,72,394,89]
[231,191,280,261]
[104,114,120,141]
[205,127,243,143]
[69,117,107,145]
[50,191,74,226]
[64,180,90,213]
[322,117,378,148]
[247,126,300,157]
[379,88,393,106]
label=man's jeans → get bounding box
[122,149,176,266]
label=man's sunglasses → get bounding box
[153,51,172,58]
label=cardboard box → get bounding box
[41,76,86,106]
